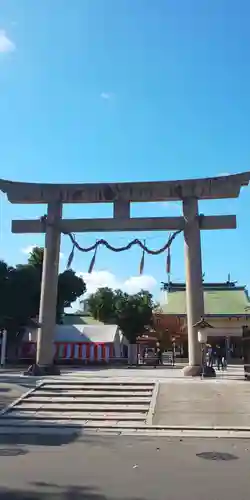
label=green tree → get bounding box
[27,247,86,323]
[27,246,44,270]
[57,269,86,321]
[115,290,155,344]
[88,287,155,344]
[87,287,117,323]
[0,248,86,357]
[0,260,41,358]
[0,260,14,332]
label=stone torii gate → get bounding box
[0,172,249,376]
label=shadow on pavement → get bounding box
[0,375,39,388]
[0,483,144,500]
[0,426,157,452]
[0,447,28,456]
[0,421,83,447]
[61,364,181,371]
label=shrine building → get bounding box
[154,280,250,360]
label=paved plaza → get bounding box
[0,365,250,437]
[60,364,246,382]
[153,377,250,427]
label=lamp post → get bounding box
[193,317,216,378]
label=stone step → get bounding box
[41,380,155,391]
[38,387,154,394]
[0,422,147,431]
[33,390,153,397]
[57,421,146,427]
[0,427,81,434]
[25,397,151,404]
[1,412,146,421]
[10,404,149,412]
[3,377,154,431]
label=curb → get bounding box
[0,380,44,417]
[0,426,249,440]
[0,419,250,432]
[146,381,159,425]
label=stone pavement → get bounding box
[0,363,245,382]
[59,363,246,382]
[0,365,249,437]
[153,378,250,427]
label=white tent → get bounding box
[24,324,124,359]
[55,324,122,357]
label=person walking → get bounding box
[211,346,217,367]
[221,344,227,370]
[216,345,223,370]
[155,341,162,366]
[207,345,213,367]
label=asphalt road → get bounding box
[0,436,249,499]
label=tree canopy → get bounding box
[87,287,156,344]
[0,247,86,346]
[24,247,86,322]
[87,287,117,324]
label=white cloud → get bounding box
[161,201,182,213]
[0,30,15,53]
[21,245,64,259]
[216,172,230,177]
[21,245,37,255]
[100,92,113,100]
[77,270,157,296]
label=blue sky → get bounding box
[0,0,249,299]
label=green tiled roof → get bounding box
[63,313,104,326]
[161,289,250,316]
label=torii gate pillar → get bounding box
[36,201,62,375]
[183,198,204,376]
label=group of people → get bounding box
[141,342,228,370]
[206,344,227,370]
[141,342,163,366]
